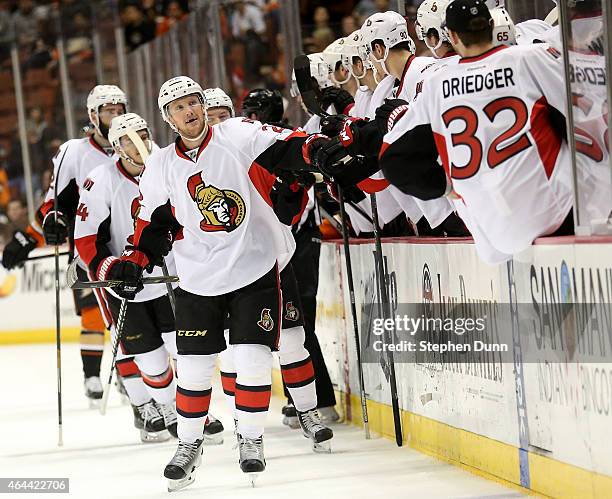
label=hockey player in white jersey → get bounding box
[203,87,235,125]
[0,84,154,410]
[74,113,181,441]
[108,76,322,490]
[377,0,573,263]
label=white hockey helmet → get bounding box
[86,85,127,136]
[108,113,152,167]
[203,87,235,117]
[416,0,451,56]
[158,76,206,131]
[361,11,415,75]
[490,7,516,46]
[290,53,334,98]
[341,30,376,80]
[322,37,352,85]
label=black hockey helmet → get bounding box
[242,89,284,123]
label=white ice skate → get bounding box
[202,413,224,445]
[157,402,178,438]
[164,439,204,492]
[297,408,333,453]
[238,434,265,487]
[133,400,170,443]
[84,376,103,408]
[281,403,300,429]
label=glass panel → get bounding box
[561,0,612,234]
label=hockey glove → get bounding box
[321,87,355,115]
[42,210,69,245]
[100,249,147,300]
[1,230,37,269]
[306,136,355,181]
[375,99,409,135]
[320,114,350,137]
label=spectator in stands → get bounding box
[5,198,28,233]
[24,38,53,70]
[340,14,358,37]
[122,2,157,51]
[156,0,189,36]
[305,6,335,53]
[12,0,38,46]
[0,148,10,212]
[231,1,266,83]
[0,1,11,63]
[35,168,51,206]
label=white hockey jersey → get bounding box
[384,44,572,263]
[74,154,177,302]
[135,118,301,296]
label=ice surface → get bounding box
[0,343,523,499]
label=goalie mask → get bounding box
[108,113,153,169]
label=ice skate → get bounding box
[202,413,224,445]
[164,439,204,492]
[238,435,265,487]
[157,402,178,438]
[84,376,103,408]
[298,408,333,453]
[132,400,169,442]
[281,403,300,429]
[318,406,341,424]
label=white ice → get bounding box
[0,343,523,499]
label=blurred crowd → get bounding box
[0,0,426,248]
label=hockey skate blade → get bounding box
[312,441,332,453]
[167,474,195,493]
[247,473,261,488]
[140,429,172,443]
[202,433,224,446]
[88,398,102,410]
[282,416,300,429]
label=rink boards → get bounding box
[1,239,612,497]
[314,236,612,498]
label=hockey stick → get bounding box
[100,298,128,415]
[70,275,179,289]
[52,145,69,447]
[295,54,371,437]
[369,193,403,446]
[161,261,176,317]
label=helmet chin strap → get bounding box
[372,45,391,77]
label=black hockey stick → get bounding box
[52,145,69,447]
[70,275,179,289]
[100,298,128,415]
[370,193,403,447]
[295,54,370,437]
[337,185,370,439]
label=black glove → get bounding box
[145,232,173,272]
[307,136,355,180]
[320,114,350,137]
[42,211,69,245]
[375,98,409,135]
[106,250,146,300]
[321,87,355,114]
[326,181,366,204]
[2,230,37,269]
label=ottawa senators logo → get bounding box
[284,301,299,322]
[187,172,246,232]
[257,308,274,332]
[126,197,140,244]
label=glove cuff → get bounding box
[98,256,119,281]
[42,210,65,224]
[121,248,149,268]
[302,134,327,166]
[386,104,409,133]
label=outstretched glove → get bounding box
[320,87,355,115]
[98,249,148,300]
[375,98,409,135]
[302,134,355,181]
[42,210,69,245]
[2,230,37,269]
[320,113,350,137]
